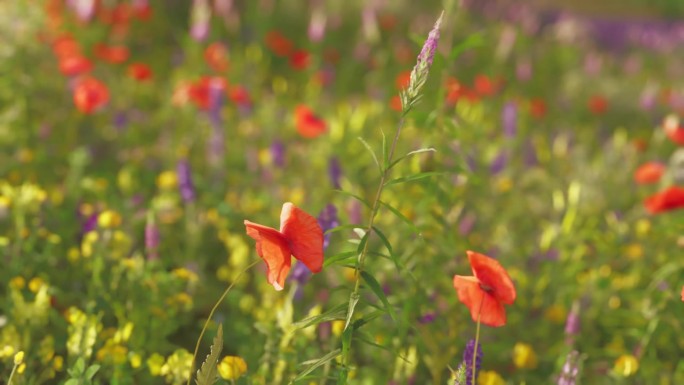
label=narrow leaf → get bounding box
[388,148,436,170]
[378,200,420,235]
[385,171,444,186]
[333,190,371,208]
[360,271,397,322]
[323,251,357,267]
[85,365,100,381]
[343,292,360,330]
[293,303,348,329]
[357,137,382,175]
[381,130,388,171]
[195,324,223,385]
[293,349,342,381]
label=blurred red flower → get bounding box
[205,42,229,72]
[663,114,684,146]
[445,77,478,105]
[644,186,684,214]
[295,105,326,138]
[94,43,130,64]
[228,85,251,107]
[73,77,109,114]
[59,55,92,77]
[188,76,228,110]
[588,95,608,115]
[390,95,403,112]
[530,98,547,119]
[474,74,497,97]
[453,251,516,327]
[289,49,311,70]
[395,70,411,90]
[52,35,81,59]
[265,30,293,57]
[634,162,665,184]
[681,285,684,302]
[127,63,153,81]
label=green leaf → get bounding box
[381,130,388,171]
[293,349,342,381]
[293,303,348,329]
[378,200,421,235]
[388,148,436,170]
[385,171,444,186]
[448,32,485,61]
[195,324,223,385]
[325,224,361,235]
[343,292,360,330]
[84,364,100,381]
[357,137,382,175]
[360,271,397,322]
[323,251,357,267]
[333,190,371,209]
[64,380,79,385]
[370,226,400,271]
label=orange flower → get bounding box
[265,30,293,57]
[52,35,81,59]
[453,251,516,327]
[73,77,109,114]
[473,74,497,97]
[294,105,326,138]
[188,76,228,110]
[59,55,92,77]
[389,95,402,112]
[205,43,229,72]
[395,70,411,90]
[634,162,665,184]
[94,43,130,64]
[244,202,324,290]
[588,95,608,115]
[127,63,153,81]
[663,114,684,146]
[228,85,251,107]
[529,98,547,119]
[289,49,310,71]
[644,186,684,214]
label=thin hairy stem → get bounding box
[187,259,260,385]
[472,296,484,385]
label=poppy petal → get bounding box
[244,220,292,291]
[467,251,516,305]
[279,202,324,273]
[453,275,507,327]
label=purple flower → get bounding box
[564,301,580,346]
[463,339,483,385]
[490,150,509,175]
[329,157,342,189]
[418,312,436,324]
[67,0,96,22]
[502,102,517,138]
[81,212,99,235]
[270,140,285,168]
[317,204,339,249]
[145,212,160,261]
[416,13,443,68]
[190,0,211,42]
[177,160,196,203]
[308,7,327,43]
[458,212,476,236]
[557,351,580,385]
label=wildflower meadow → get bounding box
[2,1,684,384]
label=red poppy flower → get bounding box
[445,78,471,105]
[228,85,251,107]
[289,49,310,71]
[188,76,228,110]
[681,285,684,302]
[453,251,516,327]
[73,77,109,114]
[634,162,665,184]
[390,95,403,112]
[244,202,324,290]
[52,35,81,59]
[530,98,547,119]
[265,30,293,57]
[474,74,497,97]
[395,70,411,90]
[644,186,684,214]
[663,114,684,146]
[205,42,229,72]
[127,63,153,81]
[94,43,130,64]
[59,55,92,77]
[588,95,608,115]
[132,2,152,20]
[295,105,326,138]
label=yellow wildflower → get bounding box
[17,362,26,374]
[218,356,247,380]
[53,355,63,371]
[513,342,538,369]
[13,351,24,365]
[98,210,122,229]
[544,304,566,324]
[9,276,25,290]
[331,320,345,337]
[172,268,199,283]
[28,277,46,293]
[1,345,15,358]
[129,352,142,368]
[614,354,638,376]
[147,353,165,376]
[156,171,178,190]
[478,370,505,385]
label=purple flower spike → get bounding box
[557,351,580,385]
[145,212,160,261]
[490,150,509,175]
[270,140,285,168]
[318,204,339,249]
[463,339,483,385]
[502,102,517,138]
[177,160,196,203]
[190,0,211,42]
[329,157,342,189]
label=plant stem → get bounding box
[7,363,18,385]
[472,313,481,385]
[187,259,260,385]
[340,116,406,379]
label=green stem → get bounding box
[7,363,18,385]
[187,259,260,385]
[472,313,481,385]
[340,116,406,380]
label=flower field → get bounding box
[1,1,684,384]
